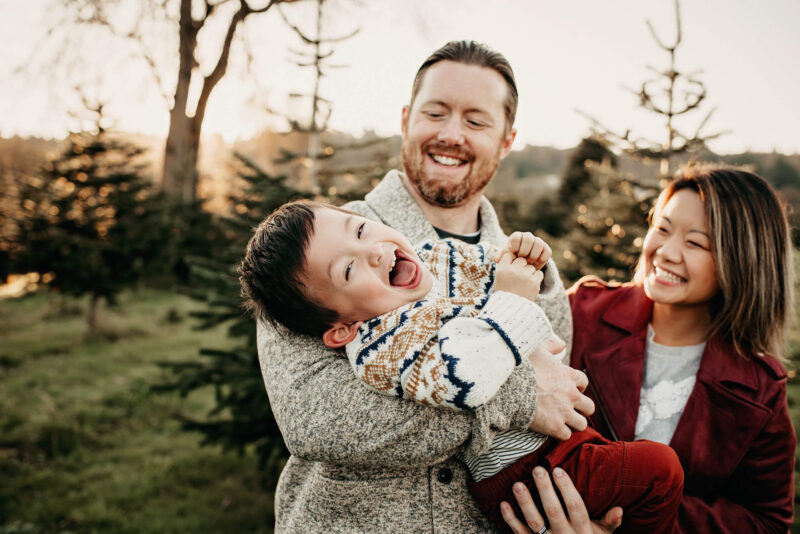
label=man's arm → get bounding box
[258,321,541,467]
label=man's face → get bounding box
[401,60,516,207]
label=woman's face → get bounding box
[641,189,719,308]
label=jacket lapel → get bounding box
[583,287,653,441]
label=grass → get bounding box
[0,289,275,534]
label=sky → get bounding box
[1,0,799,155]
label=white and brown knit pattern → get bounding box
[419,240,496,299]
[348,239,554,411]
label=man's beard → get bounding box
[401,139,502,207]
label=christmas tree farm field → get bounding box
[0,288,275,534]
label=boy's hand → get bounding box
[496,231,552,270]
[494,250,544,302]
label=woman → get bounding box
[505,165,796,533]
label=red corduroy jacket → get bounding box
[569,278,795,534]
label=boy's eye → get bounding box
[357,222,365,239]
[345,261,353,281]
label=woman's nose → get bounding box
[657,236,682,262]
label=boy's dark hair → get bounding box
[238,199,338,337]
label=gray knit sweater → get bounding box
[257,170,573,533]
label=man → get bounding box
[257,40,593,532]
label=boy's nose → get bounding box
[367,242,383,267]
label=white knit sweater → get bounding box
[347,239,555,412]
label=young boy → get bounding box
[240,200,684,533]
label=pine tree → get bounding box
[13,124,160,331]
[154,154,313,480]
[564,0,722,282]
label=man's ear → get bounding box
[401,105,409,133]
[322,320,363,348]
[499,128,517,160]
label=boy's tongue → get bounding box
[390,258,416,286]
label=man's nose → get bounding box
[437,116,465,145]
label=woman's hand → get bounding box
[501,467,623,534]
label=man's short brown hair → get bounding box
[409,40,518,133]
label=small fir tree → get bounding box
[154,154,314,481]
[564,0,723,283]
[13,124,159,331]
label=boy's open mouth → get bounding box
[389,249,420,288]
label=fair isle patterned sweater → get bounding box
[346,239,552,480]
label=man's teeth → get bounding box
[431,154,463,166]
[654,266,684,284]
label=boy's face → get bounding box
[301,207,434,326]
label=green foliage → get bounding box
[10,131,161,328]
[558,163,660,284]
[154,154,314,480]
[559,137,618,205]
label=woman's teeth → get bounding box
[431,154,463,166]
[654,266,684,283]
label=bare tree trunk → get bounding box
[162,0,199,204]
[161,0,288,204]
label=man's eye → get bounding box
[357,222,365,239]
[467,119,485,128]
[345,261,353,281]
[425,112,443,119]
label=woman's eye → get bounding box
[357,222,365,239]
[345,261,353,281]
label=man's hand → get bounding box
[494,250,544,302]
[501,467,622,534]
[497,231,552,270]
[528,347,594,440]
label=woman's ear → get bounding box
[322,321,363,348]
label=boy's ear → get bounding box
[322,321,363,348]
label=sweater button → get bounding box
[437,467,453,484]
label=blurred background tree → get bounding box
[153,155,310,479]
[8,103,161,332]
[549,0,725,283]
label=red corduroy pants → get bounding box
[467,427,684,534]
